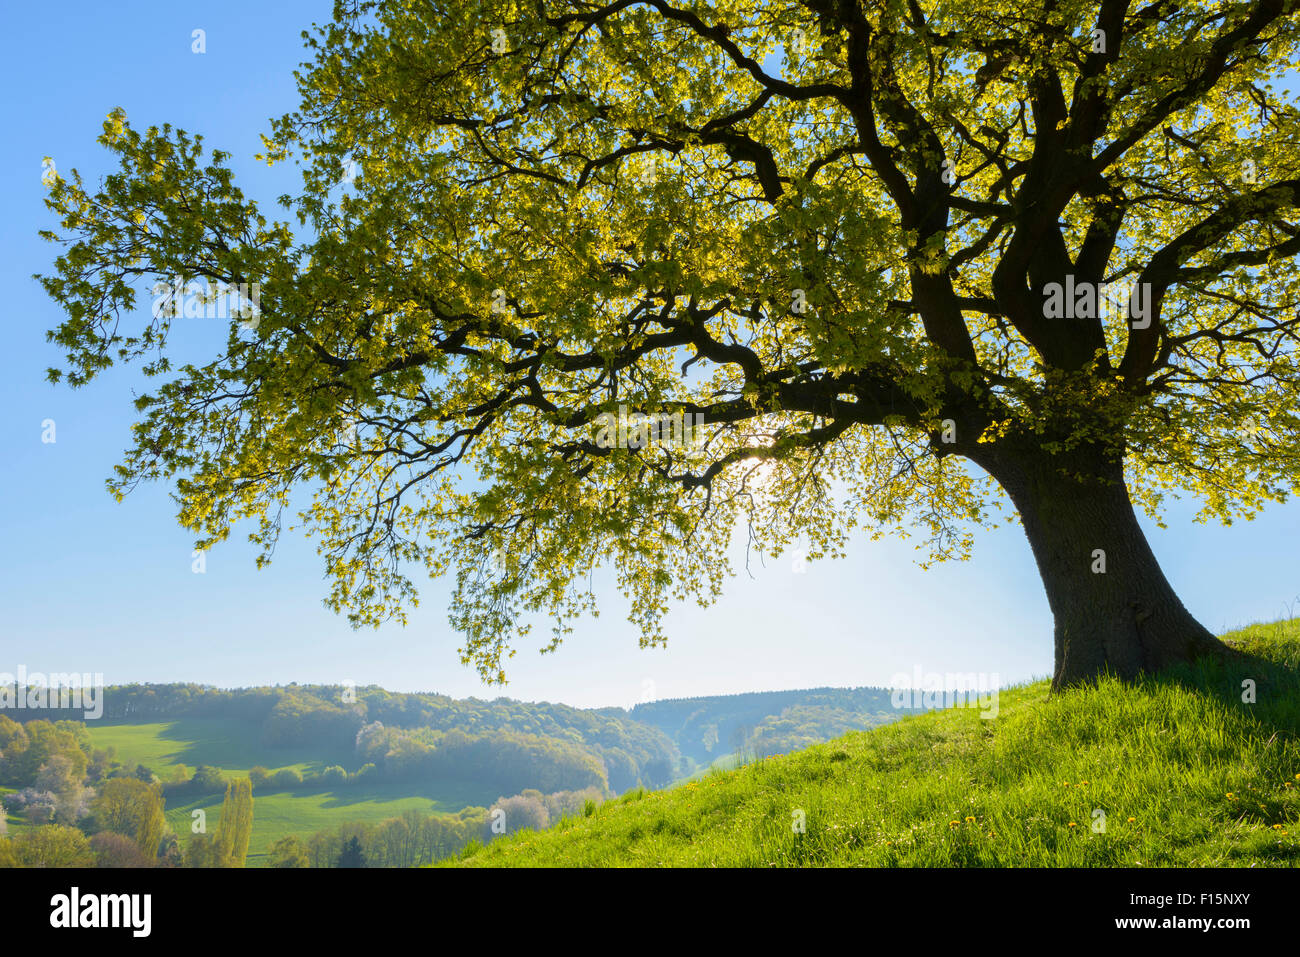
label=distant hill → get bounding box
[631,686,921,767]
[15,682,927,791]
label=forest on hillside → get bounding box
[12,682,920,787]
[631,687,921,764]
[15,683,679,793]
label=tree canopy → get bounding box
[38,0,1300,687]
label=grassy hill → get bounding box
[449,619,1300,867]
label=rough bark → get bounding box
[967,443,1230,690]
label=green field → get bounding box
[449,619,1300,867]
[86,717,356,777]
[161,780,487,865]
[82,717,494,865]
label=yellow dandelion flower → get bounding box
[1127,817,1136,823]
[965,816,976,822]
[1273,824,1284,830]
[948,820,960,828]
[1226,792,1236,799]
[1068,822,1077,828]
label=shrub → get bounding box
[91,831,153,868]
[267,835,309,868]
[483,793,550,842]
[5,788,57,811]
[271,767,303,789]
[14,825,94,867]
[190,765,226,793]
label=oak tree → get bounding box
[38,0,1300,688]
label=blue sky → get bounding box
[2,1,1298,710]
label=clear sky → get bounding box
[2,2,1297,710]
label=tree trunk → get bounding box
[967,443,1230,690]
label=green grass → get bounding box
[86,718,356,777]
[448,619,1300,867]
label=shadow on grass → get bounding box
[1142,618,1300,742]
[97,716,355,776]
[249,780,493,811]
